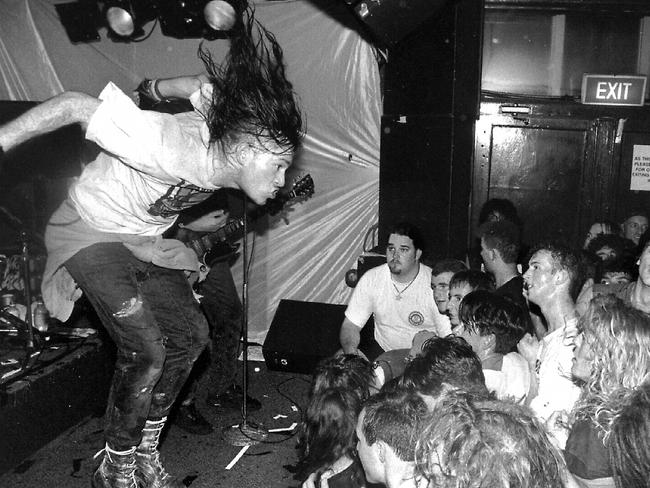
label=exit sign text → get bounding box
[581,74,647,107]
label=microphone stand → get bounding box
[0,230,42,385]
[20,231,35,350]
[223,199,268,447]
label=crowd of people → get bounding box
[0,0,648,485]
[294,201,650,488]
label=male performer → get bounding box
[134,89,261,434]
[0,4,302,488]
[339,222,448,361]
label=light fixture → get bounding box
[158,0,227,39]
[105,0,135,36]
[203,0,236,31]
[55,0,237,43]
[104,0,158,40]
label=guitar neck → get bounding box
[212,217,246,242]
[184,174,313,260]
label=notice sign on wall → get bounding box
[631,145,650,191]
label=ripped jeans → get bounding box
[65,242,210,450]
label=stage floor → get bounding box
[0,361,312,488]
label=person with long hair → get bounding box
[565,295,650,487]
[0,1,302,487]
[297,354,375,488]
[608,380,650,488]
[582,220,617,250]
[414,388,568,488]
[298,389,367,488]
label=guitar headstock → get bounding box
[266,174,314,215]
[287,174,314,200]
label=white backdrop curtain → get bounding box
[0,0,381,345]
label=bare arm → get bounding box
[155,74,209,99]
[0,92,100,151]
[135,74,210,106]
[340,318,361,355]
[181,209,229,233]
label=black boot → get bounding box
[206,384,261,411]
[135,417,184,488]
[92,444,137,488]
[175,401,214,435]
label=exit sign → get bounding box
[581,74,647,106]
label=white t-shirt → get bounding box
[529,318,581,448]
[345,263,446,351]
[43,83,217,320]
[71,82,220,235]
[484,352,530,404]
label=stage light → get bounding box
[159,0,231,39]
[104,0,158,40]
[105,1,134,36]
[204,0,236,31]
[54,1,101,43]
[55,0,236,43]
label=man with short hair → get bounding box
[456,290,530,404]
[356,389,429,488]
[429,258,467,315]
[620,208,648,247]
[579,240,650,315]
[517,242,581,448]
[479,220,534,335]
[479,220,524,300]
[340,222,447,361]
[446,269,494,331]
[397,335,488,402]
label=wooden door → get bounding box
[471,100,650,251]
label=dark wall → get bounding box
[378,0,483,261]
[0,102,83,254]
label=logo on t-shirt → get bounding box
[148,183,213,217]
[408,311,425,327]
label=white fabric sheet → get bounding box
[0,0,381,342]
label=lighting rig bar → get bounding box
[55,0,238,43]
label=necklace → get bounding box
[391,267,419,301]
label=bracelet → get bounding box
[152,79,165,101]
[136,78,162,103]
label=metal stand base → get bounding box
[222,421,269,447]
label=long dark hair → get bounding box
[199,0,303,152]
[297,388,363,481]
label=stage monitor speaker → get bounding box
[351,0,448,46]
[263,299,374,375]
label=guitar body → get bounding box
[203,241,241,265]
[178,174,314,275]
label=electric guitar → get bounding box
[181,174,314,267]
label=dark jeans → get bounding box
[182,260,242,402]
[65,242,210,450]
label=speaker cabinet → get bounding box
[263,300,374,375]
